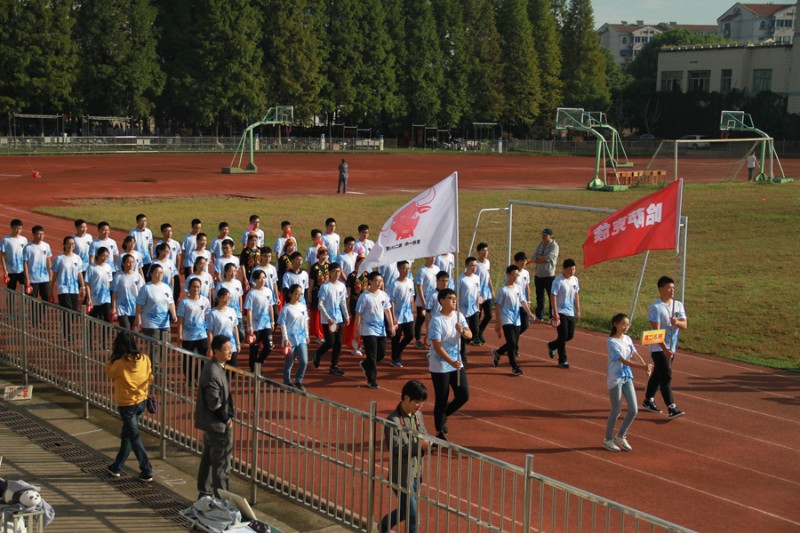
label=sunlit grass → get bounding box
[34,182,800,369]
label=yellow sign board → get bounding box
[641,329,665,346]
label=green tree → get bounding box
[323,0,364,122]
[497,0,540,134]
[153,0,197,130]
[0,0,77,128]
[354,0,400,127]
[75,0,164,127]
[399,0,444,124]
[433,0,470,128]
[463,0,504,124]
[262,0,326,125]
[560,0,609,110]
[528,0,562,130]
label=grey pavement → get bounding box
[0,366,351,533]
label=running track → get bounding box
[0,152,798,531]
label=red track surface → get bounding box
[0,152,798,532]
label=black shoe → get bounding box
[107,466,121,478]
[548,347,556,359]
[367,381,378,389]
[312,351,321,369]
[557,361,570,369]
[390,359,403,368]
[641,399,662,413]
[294,382,306,393]
[469,340,482,346]
[359,360,368,378]
[668,407,685,419]
[329,366,345,376]
[139,473,153,482]
[511,367,523,376]
[491,349,500,367]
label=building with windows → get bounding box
[658,42,792,95]
[599,22,717,65]
[717,3,796,44]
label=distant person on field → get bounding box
[603,313,652,453]
[532,228,558,321]
[337,158,349,194]
[641,276,688,419]
[746,151,759,181]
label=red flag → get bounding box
[583,180,682,269]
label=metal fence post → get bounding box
[250,364,262,504]
[159,331,168,459]
[20,294,29,386]
[80,306,90,419]
[366,401,377,533]
[522,454,535,533]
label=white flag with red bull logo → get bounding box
[359,172,459,274]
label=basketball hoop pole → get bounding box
[222,106,294,174]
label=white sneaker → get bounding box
[613,435,632,451]
[353,348,363,357]
[602,439,620,452]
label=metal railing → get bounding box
[0,287,691,532]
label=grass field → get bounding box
[35,182,800,369]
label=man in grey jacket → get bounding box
[195,334,236,499]
[380,380,430,533]
[532,227,559,321]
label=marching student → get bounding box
[23,225,53,301]
[50,236,85,312]
[129,214,153,280]
[90,221,119,272]
[111,253,145,329]
[156,223,182,301]
[492,265,534,376]
[86,247,113,322]
[240,214,264,247]
[177,277,212,375]
[0,219,27,291]
[244,269,274,372]
[277,283,309,392]
[272,220,292,256]
[547,259,581,369]
[205,288,240,367]
[493,252,532,360]
[475,242,494,344]
[354,271,396,389]
[181,218,202,278]
[458,257,481,359]
[413,256,438,350]
[390,261,416,367]
[428,288,471,441]
[184,256,214,301]
[313,262,350,376]
[604,313,652,452]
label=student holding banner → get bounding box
[642,276,688,419]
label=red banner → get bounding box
[583,180,682,269]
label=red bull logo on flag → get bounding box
[360,172,459,273]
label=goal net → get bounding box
[644,137,764,184]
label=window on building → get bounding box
[752,69,773,92]
[687,70,711,92]
[661,71,682,92]
[621,36,627,44]
[720,69,732,93]
[787,19,793,28]
[759,20,766,29]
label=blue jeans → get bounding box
[110,401,152,476]
[283,343,308,384]
[380,478,418,533]
[605,379,638,441]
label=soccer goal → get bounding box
[644,137,764,184]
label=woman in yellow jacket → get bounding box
[104,330,154,481]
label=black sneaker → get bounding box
[641,399,662,413]
[107,466,121,478]
[329,366,345,376]
[491,349,500,367]
[294,382,306,393]
[390,360,403,368]
[139,473,153,483]
[359,360,368,378]
[511,367,523,376]
[312,351,322,369]
[366,381,378,389]
[668,407,685,419]
[548,347,557,359]
[557,361,570,369]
